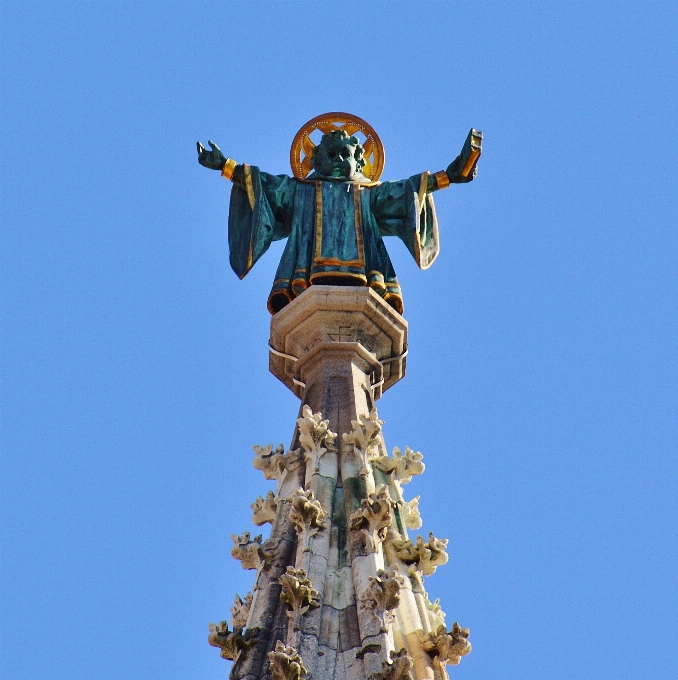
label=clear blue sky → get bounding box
[2,3,677,679]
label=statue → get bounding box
[197,113,481,315]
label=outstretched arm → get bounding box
[428,128,483,191]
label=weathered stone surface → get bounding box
[297,404,338,475]
[419,624,471,680]
[231,592,254,628]
[215,292,474,680]
[359,568,405,636]
[268,640,308,680]
[279,566,321,632]
[269,286,408,399]
[348,486,395,554]
[370,648,415,680]
[253,444,303,482]
[207,621,259,661]
[392,533,449,577]
[289,488,326,549]
[252,490,278,526]
[231,532,275,572]
[343,409,384,476]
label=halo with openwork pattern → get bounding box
[290,112,385,182]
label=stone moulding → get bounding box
[279,566,321,631]
[372,446,425,486]
[230,532,275,572]
[370,648,415,680]
[392,532,449,577]
[359,568,405,632]
[251,490,278,526]
[348,486,395,554]
[253,443,303,481]
[342,408,385,475]
[419,623,472,679]
[268,640,308,680]
[289,488,326,548]
[207,621,259,661]
[230,592,253,629]
[297,404,337,473]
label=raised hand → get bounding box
[197,139,227,171]
[446,128,482,183]
[445,153,476,183]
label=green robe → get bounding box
[228,164,440,315]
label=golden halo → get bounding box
[290,112,385,181]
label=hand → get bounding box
[197,140,227,171]
[445,154,476,183]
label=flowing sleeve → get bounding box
[369,172,440,270]
[228,165,296,279]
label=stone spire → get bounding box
[209,287,471,680]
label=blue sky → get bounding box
[2,3,677,679]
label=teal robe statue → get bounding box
[228,164,440,315]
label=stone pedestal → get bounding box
[210,287,471,680]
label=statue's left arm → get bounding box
[371,129,482,270]
[427,128,483,192]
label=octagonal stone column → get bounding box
[269,285,407,403]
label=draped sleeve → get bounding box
[228,165,296,279]
[369,172,440,270]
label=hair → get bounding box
[310,129,367,171]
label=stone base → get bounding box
[269,287,408,401]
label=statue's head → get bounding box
[309,130,367,180]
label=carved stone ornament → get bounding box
[207,621,259,661]
[424,593,447,631]
[401,495,422,530]
[231,592,253,629]
[251,490,278,526]
[370,648,415,680]
[392,532,449,576]
[372,446,425,486]
[348,486,395,553]
[279,566,321,631]
[231,532,275,571]
[297,404,337,473]
[419,622,471,677]
[268,640,308,680]
[289,488,326,547]
[253,443,303,481]
[359,568,405,632]
[342,408,384,475]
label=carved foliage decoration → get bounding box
[253,443,303,481]
[401,496,422,530]
[372,446,425,486]
[251,490,278,526]
[419,623,471,679]
[370,648,415,680]
[342,408,384,475]
[230,592,253,629]
[392,532,449,576]
[424,593,446,631]
[231,532,274,572]
[279,566,321,631]
[289,488,326,547]
[348,486,395,553]
[297,405,337,473]
[207,621,258,661]
[268,640,308,680]
[359,568,405,632]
